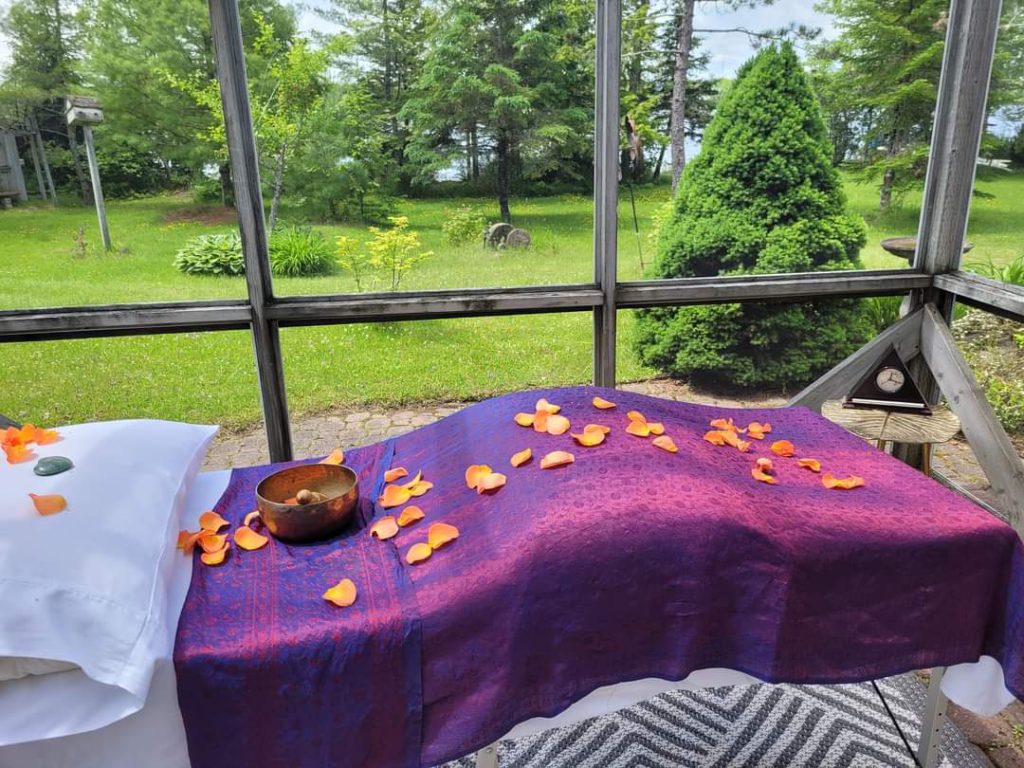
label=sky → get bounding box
[0,0,837,76]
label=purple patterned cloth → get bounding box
[174,387,1024,768]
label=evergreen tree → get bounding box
[403,0,593,221]
[815,0,946,209]
[634,44,871,390]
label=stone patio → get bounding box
[202,378,1024,767]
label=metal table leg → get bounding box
[475,743,499,768]
[917,667,948,768]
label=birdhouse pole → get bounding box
[66,96,111,251]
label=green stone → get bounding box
[33,456,73,477]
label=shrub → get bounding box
[634,44,871,389]
[336,216,432,292]
[953,309,1024,434]
[441,205,487,245]
[268,226,334,277]
[173,233,244,276]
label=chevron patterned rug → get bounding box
[439,675,990,768]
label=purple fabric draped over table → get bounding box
[175,387,1024,768]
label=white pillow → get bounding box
[0,419,217,743]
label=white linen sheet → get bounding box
[0,469,1014,768]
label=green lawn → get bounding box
[1,172,1021,430]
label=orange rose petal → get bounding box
[402,471,423,489]
[533,409,550,433]
[233,526,269,551]
[510,448,533,467]
[647,422,665,436]
[625,420,651,437]
[585,424,611,434]
[535,398,561,414]
[540,450,575,469]
[514,412,535,427]
[33,427,60,445]
[200,542,229,566]
[397,505,425,527]
[703,430,728,446]
[320,448,345,465]
[752,468,778,485]
[28,493,66,516]
[465,464,493,490]
[197,532,227,553]
[407,480,433,497]
[198,510,229,532]
[243,510,262,527]
[369,516,400,540]
[798,458,821,473]
[283,496,299,505]
[181,531,204,555]
[822,472,865,490]
[384,467,409,483]
[770,440,796,458]
[756,457,773,471]
[4,444,34,463]
[592,396,616,409]
[323,578,357,607]
[406,542,433,564]
[427,522,460,549]
[710,417,738,431]
[177,530,191,549]
[18,424,36,444]
[626,410,647,423]
[380,484,412,508]
[572,429,605,447]
[476,472,507,494]
[545,414,571,436]
[652,435,678,453]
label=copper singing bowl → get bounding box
[255,464,359,542]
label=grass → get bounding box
[2,171,1022,431]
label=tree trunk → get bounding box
[670,0,696,193]
[470,124,480,180]
[652,144,666,183]
[67,127,92,205]
[219,162,234,208]
[268,142,287,232]
[496,133,511,223]
[880,167,895,210]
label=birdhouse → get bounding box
[65,95,104,127]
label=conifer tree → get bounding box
[635,44,871,390]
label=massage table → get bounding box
[2,387,1021,768]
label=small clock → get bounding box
[844,345,931,414]
[874,367,905,394]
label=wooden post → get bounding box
[81,126,112,251]
[31,116,57,204]
[26,130,47,201]
[893,0,1002,469]
[208,0,293,462]
[592,0,621,388]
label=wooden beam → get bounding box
[933,272,1024,324]
[592,0,621,388]
[912,0,1002,296]
[208,0,292,462]
[0,272,938,344]
[271,285,603,326]
[787,309,924,412]
[0,300,251,342]
[920,304,1024,531]
[617,270,930,308]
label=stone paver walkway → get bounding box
[202,378,1023,767]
